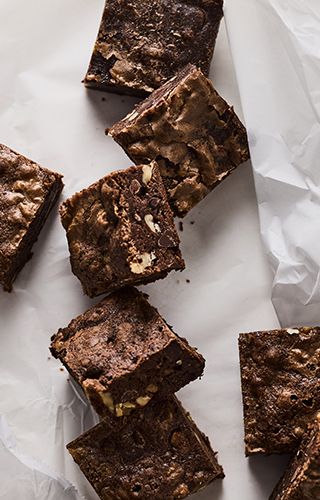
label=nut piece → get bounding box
[287,328,300,334]
[142,164,153,185]
[136,395,151,407]
[100,392,115,413]
[173,483,190,498]
[115,401,137,417]
[129,252,156,274]
[146,384,159,393]
[144,214,160,233]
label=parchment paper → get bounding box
[225,0,320,327]
[0,1,291,499]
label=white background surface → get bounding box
[0,1,288,499]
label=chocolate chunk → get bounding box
[67,396,224,499]
[239,327,320,455]
[129,178,141,194]
[109,65,250,217]
[83,0,223,97]
[149,197,161,208]
[0,144,63,291]
[59,162,184,297]
[50,287,205,420]
[158,231,176,248]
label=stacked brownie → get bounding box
[51,288,224,499]
[238,327,320,498]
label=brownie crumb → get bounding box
[179,221,183,232]
[190,221,195,225]
[186,279,190,284]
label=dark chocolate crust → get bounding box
[84,0,223,97]
[239,327,320,456]
[50,287,205,419]
[67,396,224,499]
[60,163,184,297]
[0,144,63,291]
[109,65,250,217]
[270,414,320,500]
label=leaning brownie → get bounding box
[270,414,320,499]
[109,64,250,217]
[239,327,320,455]
[60,162,184,297]
[50,287,204,419]
[0,144,63,291]
[84,0,223,96]
[67,396,224,500]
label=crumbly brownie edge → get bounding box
[2,175,63,291]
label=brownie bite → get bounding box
[270,414,320,500]
[84,0,223,97]
[50,287,205,419]
[0,144,63,291]
[109,65,250,217]
[67,396,224,499]
[239,327,320,456]
[60,163,184,297]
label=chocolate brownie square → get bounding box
[0,144,63,291]
[84,0,223,97]
[50,287,205,419]
[60,163,184,297]
[239,327,320,455]
[270,414,320,499]
[67,396,224,499]
[109,64,250,217]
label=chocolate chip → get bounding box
[149,197,160,208]
[130,179,141,195]
[158,231,175,248]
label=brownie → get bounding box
[67,396,224,499]
[60,163,184,297]
[0,144,63,291]
[50,287,205,419]
[83,0,223,97]
[239,327,320,456]
[109,65,250,217]
[270,414,320,499]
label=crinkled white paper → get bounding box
[0,0,296,499]
[225,0,320,327]
[0,416,81,500]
